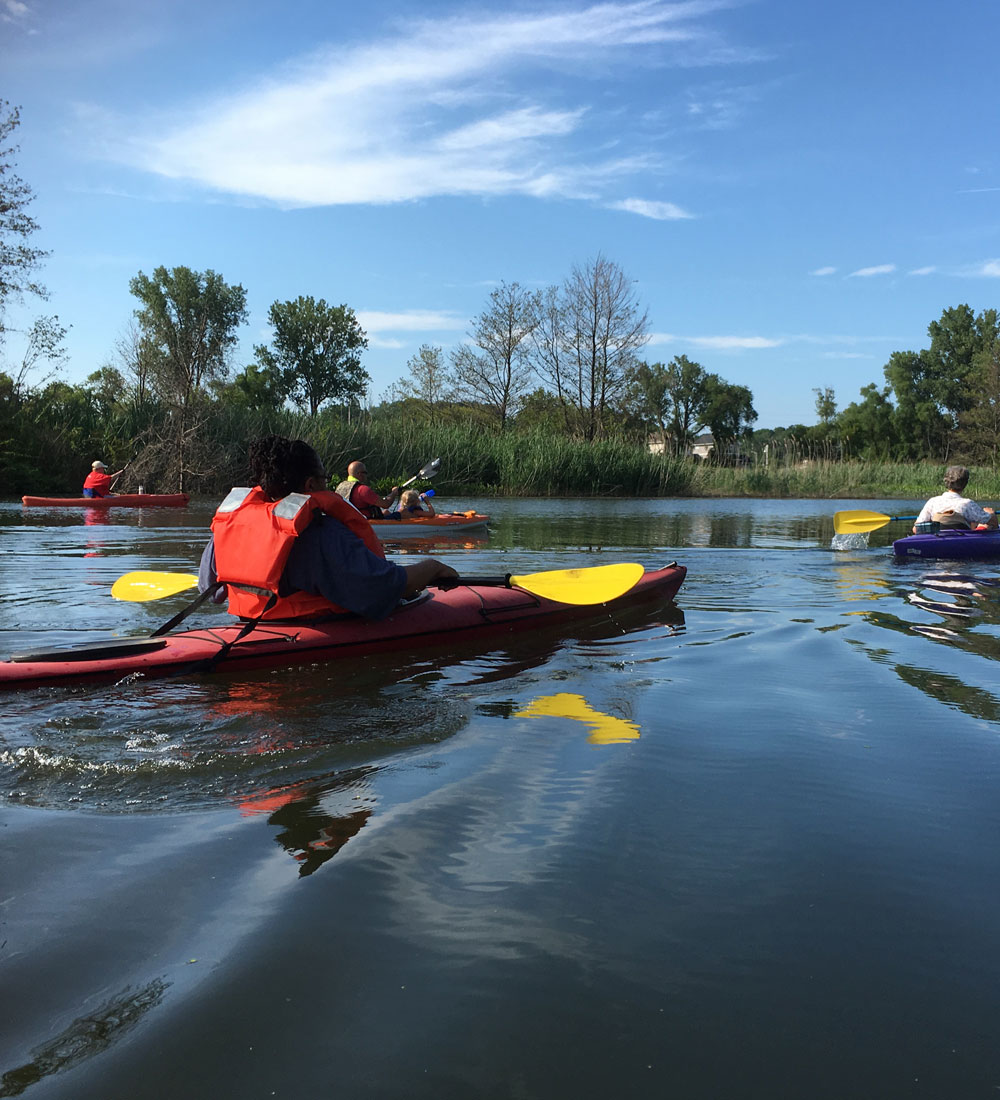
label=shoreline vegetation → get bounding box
[5,418,997,502]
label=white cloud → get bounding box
[356,309,466,333]
[607,197,694,220]
[973,259,1000,277]
[642,332,780,350]
[907,266,936,276]
[821,351,873,360]
[688,335,782,349]
[810,266,836,277]
[110,1,746,207]
[2,0,29,20]
[848,264,896,278]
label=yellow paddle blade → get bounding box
[112,571,199,601]
[833,510,893,534]
[515,693,641,744]
[510,562,645,605]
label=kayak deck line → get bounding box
[0,564,686,691]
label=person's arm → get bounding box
[197,536,228,602]
[913,499,933,532]
[355,483,399,512]
[421,495,435,516]
[374,485,400,510]
[401,558,457,596]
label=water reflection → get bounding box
[239,766,378,876]
[0,979,168,1097]
[851,565,1000,719]
[515,693,640,744]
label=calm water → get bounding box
[2,496,1000,1099]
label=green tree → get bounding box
[254,296,368,417]
[814,386,837,424]
[0,102,49,343]
[451,281,539,431]
[396,343,451,423]
[663,355,711,456]
[836,383,898,458]
[130,266,247,405]
[129,265,248,489]
[884,305,1000,458]
[701,377,757,456]
[221,362,287,411]
[884,349,952,459]
[958,335,1000,466]
[625,361,671,448]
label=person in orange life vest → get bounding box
[399,489,435,516]
[198,436,457,621]
[334,460,399,518]
[82,459,126,497]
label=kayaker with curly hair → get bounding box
[912,465,997,533]
[198,436,456,621]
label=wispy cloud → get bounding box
[607,197,694,220]
[958,186,1000,194]
[848,264,896,278]
[971,259,1000,277]
[810,266,836,277]
[356,309,466,333]
[2,0,29,22]
[689,335,782,349]
[907,266,936,276]
[821,351,873,360]
[645,332,781,350]
[107,1,749,207]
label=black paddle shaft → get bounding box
[433,575,511,590]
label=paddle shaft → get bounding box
[400,457,441,491]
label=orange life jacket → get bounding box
[211,487,385,620]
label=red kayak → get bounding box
[0,564,685,691]
[21,493,190,508]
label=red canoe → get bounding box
[21,493,190,508]
[0,564,686,691]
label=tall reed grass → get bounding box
[11,397,998,500]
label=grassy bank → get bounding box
[306,424,995,500]
[9,404,997,499]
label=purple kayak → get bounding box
[893,528,1000,560]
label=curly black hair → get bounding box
[248,436,325,499]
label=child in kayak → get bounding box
[398,489,435,517]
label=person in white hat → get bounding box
[82,459,126,498]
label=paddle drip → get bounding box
[831,532,870,551]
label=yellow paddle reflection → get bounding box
[514,693,640,745]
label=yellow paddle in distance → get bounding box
[112,562,647,606]
[112,571,200,601]
[833,509,918,535]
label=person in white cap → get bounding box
[82,459,125,498]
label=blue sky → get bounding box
[2,0,998,427]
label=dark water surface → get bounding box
[3,496,1000,1098]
